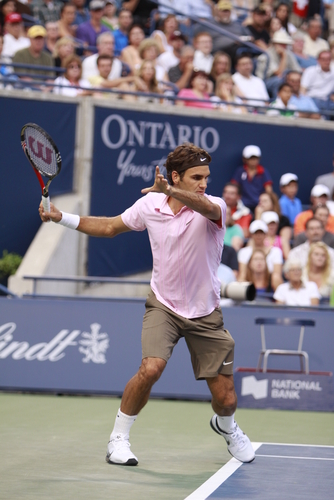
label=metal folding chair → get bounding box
[255,318,316,374]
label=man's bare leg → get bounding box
[106,357,166,466]
[206,374,255,463]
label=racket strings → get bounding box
[24,127,59,177]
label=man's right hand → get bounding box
[39,201,62,223]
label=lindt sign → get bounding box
[0,322,109,363]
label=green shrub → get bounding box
[0,250,22,278]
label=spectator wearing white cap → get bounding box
[237,219,283,290]
[294,184,333,235]
[279,173,302,225]
[231,145,273,213]
[2,13,29,59]
[273,260,320,306]
[261,210,290,259]
[256,28,301,98]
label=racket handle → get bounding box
[42,195,50,215]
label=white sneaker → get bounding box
[105,433,138,466]
[210,415,255,463]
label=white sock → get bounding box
[110,409,137,440]
[217,414,235,433]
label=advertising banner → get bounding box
[234,371,334,411]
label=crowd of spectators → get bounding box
[1,0,334,116]
[1,0,334,305]
[218,144,334,306]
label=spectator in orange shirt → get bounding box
[294,184,334,235]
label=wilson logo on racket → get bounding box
[28,136,53,165]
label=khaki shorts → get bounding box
[142,291,235,380]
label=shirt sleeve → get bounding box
[273,283,286,302]
[262,168,273,186]
[231,166,243,185]
[121,196,147,231]
[307,281,321,299]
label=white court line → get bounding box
[256,454,334,461]
[184,442,262,500]
[184,442,334,500]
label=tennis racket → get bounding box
[20,123,62,213]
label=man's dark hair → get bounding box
[235,53,253,64]
[278,82,292,93]
[305,217,324,229]
[165,143,211,185]
[97,54,113,65]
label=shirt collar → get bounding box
[243,164,265,175]
[154,194,193,216]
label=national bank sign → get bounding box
[100,114,221,185]
[234,372,334,411]
[0,322,109,364]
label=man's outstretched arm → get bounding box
[39,202,131,238]
[142,166,222,221]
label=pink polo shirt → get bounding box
[121,192,226,319]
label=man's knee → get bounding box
[138,357,166,384]
[207,374,237,409]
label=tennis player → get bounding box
[39,143,255,466]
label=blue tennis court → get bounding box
[185,443,334,500]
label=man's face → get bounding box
[118,11,133,31]
[279,85,292,105]
[98,37,114,56]
[253,12,266,27]
[8,21,22,38]
[314,207,329,227]
[180,49,194,68]
[46,22,59,40]
[30,36,45,53]
[174,165,210,195]
[195,35,212,55]
[171,37,185,53]
[98,59,112,78]
[286,73,301,94]
[282,181,298,198]
[318,51,331,72]
[308,21,321,40]
[312,194,328,207]
[223,185,239,207]
[236,57,253,77]
[306,221,324,243]
[217,9,231,24]
[62,5,76,24]
[245,156,260,168]
[91,8,104,22]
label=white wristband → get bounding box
[57,211,80,229]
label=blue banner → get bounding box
[89,106,334,276]
[234,371,334,411]
[0,96,77,257]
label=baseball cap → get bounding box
[27,25,47,38]
[242,145,261,159]
[5,12,22,23]
[170,30,186,42]
[217,0,232,10]
[311,184,330,197]
[249,220,268,233]
[280,173,298,186]
[89,0,105,10]
[261,211,279,224]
